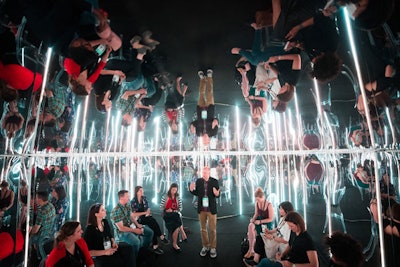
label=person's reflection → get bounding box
[0,28,43,103]
[1,100,24,139]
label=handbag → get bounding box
[261,234,280,259]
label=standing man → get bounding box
[189,165,220,258]
[110,190,154,258]
[190,69,219,146]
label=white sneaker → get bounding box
[200,247,209,257]
[198,70,205,79]
[210,248,217,258]
[207,69,213,77]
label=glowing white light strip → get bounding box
[69,103,81,219]
[343,8,386,266]
[153,117,160,204]
[23,48,52,266]
[385,107,396,146]
[87,122,95,200]
[11,147,400,159]
[179,121,183,198]
[235,106,242,214]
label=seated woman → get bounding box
[131,186,169,255]
[243,187,274,259]
[1,102,24,139]
[160,183,187,253]
[237,65,274,127]
[63,45,112,95]
[83,203,135,267]
[0,180,15,229]
[133,81,164,132]
[46,221,94,267]
[244,201,294,266]
[257,211,319,267]
[284,6,342,83]
[162,75,188,134]
[353,163,370,189]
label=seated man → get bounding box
[190,69,219,146]
[29,191,56,256]
[110,190,154,259]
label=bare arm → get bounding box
[114,221,143,235]
[5,191,15,210]
[285,17,314,40]
[238,68,250,97]
[268,54,301,70]
[30,224,41,234]
[121,88,147,100]
[253,96,268,113]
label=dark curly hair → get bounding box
[310,52,342,83]
[272,100,288,113]
[277,84,294,103]
[324,231,364,267]
[69,78,89,96]
[0,80,19,102]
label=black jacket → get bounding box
[190,177,220,215]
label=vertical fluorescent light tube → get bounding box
[235,106,242,214]
[385,107,396,146]
[343,8,385,266]
[77,98,90,222]
[154,117,160,204]
[179,121,183,197]
[87,121,95,200]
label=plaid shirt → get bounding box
[110,203,132,234]
[35,201,56,237]
[116,96,137,115]
[46,84,66,119]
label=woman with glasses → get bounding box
[83,203,135,267]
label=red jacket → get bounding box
[63,58,106,84]
[45,238,94,267]
[0,61,43,92]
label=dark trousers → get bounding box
[139,215,162,245]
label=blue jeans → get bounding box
[258,258,283,267]
[239,29,284,66]
[122,75,156,98]
[118,225,154,256]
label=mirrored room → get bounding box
[0,0,399,266]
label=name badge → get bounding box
[201,110,207,120]
[103,240,111,250]
[202,197,209,208]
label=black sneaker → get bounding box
[243,258,257,267]
[160,237,170,245]
[153,247,164,255]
